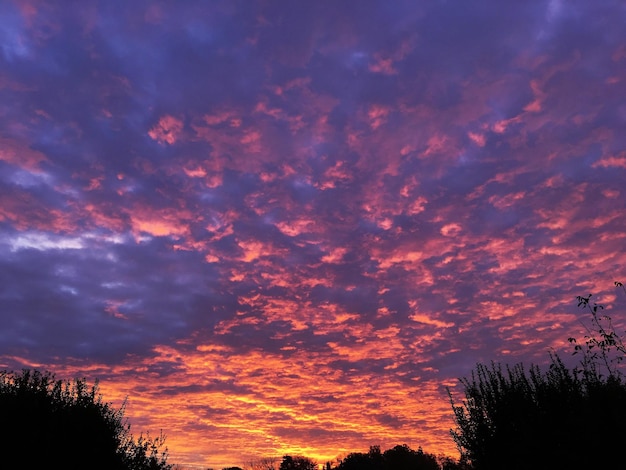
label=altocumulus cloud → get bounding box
[1,0,626,468]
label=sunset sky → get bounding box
[1,0,626,468]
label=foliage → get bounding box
[448,282,626,470]
[336,444,442,470]
[124,430,172,470]
[279,455,317,470]
[244,456,279,470]
[436,455,472,470]
[337,445,382,470]
[236,446,465,470]
[568,281,626,379]
[0,369,172,470]
[383,445,440,470]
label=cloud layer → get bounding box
[1,0,626,467]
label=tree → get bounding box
[336,445,382,470]
[448,282,626,470]
[279,455,317,470]
[244,457,279,470]
[336,444,443,470]
[436,455,472,470]
[0,369,172,470]
[568,281,626,379]
[382,445,439,470]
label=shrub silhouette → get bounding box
[0,369,172,470]
[448,282,626,470]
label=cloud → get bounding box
[148,115,184,145]
[1,0,626,468]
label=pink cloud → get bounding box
[127,206,192,239]
[467,131,486,147]
[0,137,48,171]
[369,56,397,75]
[148,115,184,145]
[593,152,626,169]
[367,105,391,130]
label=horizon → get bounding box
[1,1,626,468]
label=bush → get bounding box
[0,369,172,470]
[448,282,626,470]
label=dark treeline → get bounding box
[2,283,625,470]
[237,445,467,470]
[331,444,458,470]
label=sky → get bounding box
[1,0,626,468]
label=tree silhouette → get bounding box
[236,445,465,470]
[382,445,439,470]
[279,455,317,470]
[336,445,382,470]
[336,444,443,470]
[244,456,279,470]
[448,282,626,470]
[568,281,626,379]
[0,369,172,470]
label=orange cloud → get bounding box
[275,218,317,237]
[128,206,191,239]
